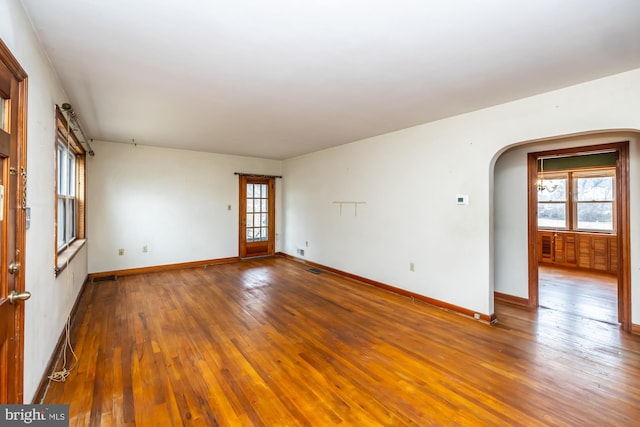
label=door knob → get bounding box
[8,262,20,274]
[8,290,31,304]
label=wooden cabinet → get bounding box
[537,230,617,274]
[554,234,576,265]
[609,238,618,272]
[578,236,591,269]
[538,233,553,262]
[592,237,609,271]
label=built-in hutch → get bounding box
[537,231,617,273]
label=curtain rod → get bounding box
[234,172,283,178]
[60,103,95,156]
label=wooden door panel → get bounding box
[592,237,609,271]
[0,39,27,404]
[554,235,565,264]
[577,236,591,269]
[564,236,576,265]
[609,238,618,273]
[538,233,553,262]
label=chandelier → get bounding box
[537,157,558,193]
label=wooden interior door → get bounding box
[239,176,275,258]
[0,40,28,403]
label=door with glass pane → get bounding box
[239,176,275,258]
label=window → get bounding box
[574,171,614,231]
[55,106,86,270]
[537,175,568,229]
[57,140,77,249]
[0,95,6,130]
[246,183,269,242]
[537,168,615,233]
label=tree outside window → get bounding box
[574,173,614,231]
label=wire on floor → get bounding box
[47,314,78,382]
[48,261,79,382]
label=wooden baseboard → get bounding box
[276,252,496,324]
[494,291,531,308]
[632,324,640,336]
[88,256,239,280]
[31,276,90,404]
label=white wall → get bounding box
[87,141,282,273]
[1,0,87,402]
[282,68,640,320]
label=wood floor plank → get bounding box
[539,265,618,324]
[43,257,640,425]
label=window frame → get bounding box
[572,168,615,233]
[57,140,77,250]
[537,166,615,234]
[54,106,86,274]
[537,172,569,230]
[245,182,270,243]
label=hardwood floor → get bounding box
[539,264,618,324]
[43,257,640,426]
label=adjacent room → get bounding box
[1,0,640,424]
[536,150,620,325]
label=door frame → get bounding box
[527,141,631,331]
[0,39,28,403]
[238,175,276,258]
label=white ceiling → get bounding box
[21,0,640,160]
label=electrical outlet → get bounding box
[474,313,480,320]
[118,248,124,256]
[143,245,148,253]
[409,262,415,272]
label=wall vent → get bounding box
[93,275,117,282]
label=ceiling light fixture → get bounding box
[537,157,558,193]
